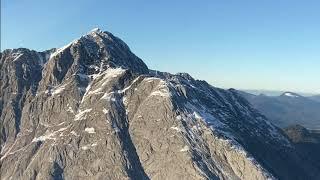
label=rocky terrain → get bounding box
[283,125,320,170]
[1,28,320,180]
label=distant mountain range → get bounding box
[241,89,318,97]
[238,91,320,130]
[310,95,320,102]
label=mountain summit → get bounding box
[1,29,319,180]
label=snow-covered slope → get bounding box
[1,28,319,180]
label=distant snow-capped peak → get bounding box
[281,92,301,98]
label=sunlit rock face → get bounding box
[1,29,319,180]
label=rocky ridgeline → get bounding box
[1,29,319,180]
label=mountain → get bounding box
[242,89,317,97]
[283,125,320,170]
[238,91,320,130]
[241,90,285,96]
[280,92,303,98]
[310,95,320,102]
[1,28,320,180]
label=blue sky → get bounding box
[1,0,320,94]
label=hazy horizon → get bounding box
[2,0,320,94]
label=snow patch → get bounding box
[112,123,120,133]
[180,145,189,152]
[118,76,141,94]
[146,79,171,98]
[49,40,79,59]
[145,77,161,82]
[87,87,103,95]
[51,85,66,96]
[90,27,101,33]
[36,52,45,67]
[84,127,95,134]
[74,109,92,121]
[12,53,23,61]
[70,131,79,136]
[56,122,65,126]
[82,68,126,101]
[122,96,128,104]
[81,146,89,150]
[100,92,115,100]
[193,112,202,120]
[185,103,226,130]
[150,90,171,97]
[67,106,74,114]
[103,108,109,114]
[283,92,299,97]
[32,126,69,142]
[170,126,182,132]
[32,133,56,142]
[81,143,98,150]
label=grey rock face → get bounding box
[1,29,319,180]
[284,125,320,170]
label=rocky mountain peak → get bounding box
[35,28,149,92]
[1,28,320,180]
[49,28,148,74]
